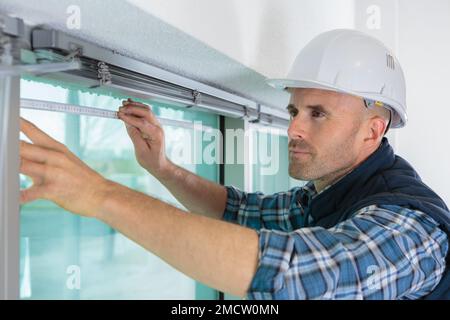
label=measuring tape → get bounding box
[20,98,213,131]
[21,99,119,119]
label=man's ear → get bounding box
[368,116,387,142]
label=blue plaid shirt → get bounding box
[223,182,448,300]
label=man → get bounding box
[19,29,449,299]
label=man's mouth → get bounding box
[289,150,312,159]
[288,140,314,159]
[289,149,311,154]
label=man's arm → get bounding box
[248,205,448,299]
[118,99,227,220]
[99,180,257,297]
[155,160,228,220]
[19,117,258,297]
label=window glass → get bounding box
[19,79,219,299]
[251,129,304,193]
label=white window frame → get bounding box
[0,73,21,300]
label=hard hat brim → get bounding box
[267,78,346,92]
[266,78,407,128]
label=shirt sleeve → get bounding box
[222,186,248,222]
[248,205,448,300]
[222,186,302,231]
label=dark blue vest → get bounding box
[302,137,450,299]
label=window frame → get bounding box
[0,74,21,299]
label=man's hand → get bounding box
[118,98,228,220]
[19,117,110,217]
[118,99,172,179]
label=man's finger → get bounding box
[118,106,161,127]
[118,113,160,137]
[20,185,47,204]
[121,101,160,125]
[20,140,66,166]
[20,157,47,182]
[120,100,157,121]
[122,99,150,109]
[20,117,67,152]
[124,124,151,150]
[122,101,149,109]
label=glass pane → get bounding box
[251,129,304,193]
[19,79,219,299]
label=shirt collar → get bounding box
[298,165,359,208]
[299,177,341,207]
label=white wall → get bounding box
[354,0,450,205]
[127,0,355,78]
[355,0,450,204]
[395,0,450,205]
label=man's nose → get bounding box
[287,115,308,141]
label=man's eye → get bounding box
[311,110,325,118]
[288,109,298,118]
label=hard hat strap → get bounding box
[363,98,392,136]
[384,109,392,136]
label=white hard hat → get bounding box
[267,29,407,128]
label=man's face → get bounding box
[287,88,367,181]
